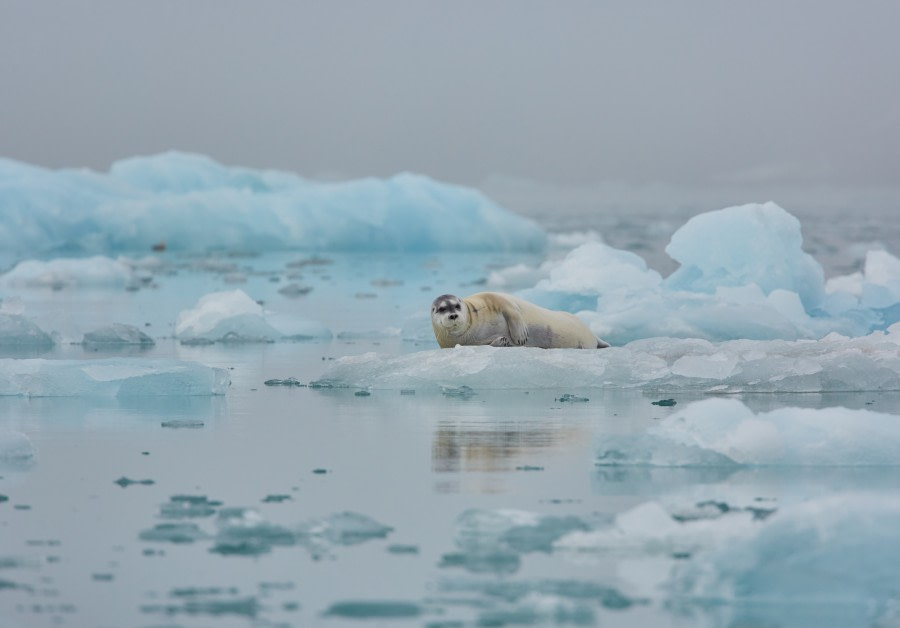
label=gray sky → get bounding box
[1,0,898,212]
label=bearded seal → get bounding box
[431,292,610,349]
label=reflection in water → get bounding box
[431,420,585,494]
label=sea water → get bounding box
[2,154,900,627]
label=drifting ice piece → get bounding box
[175,290,330,344]
[0,358,229,396]
[595,397,900,466]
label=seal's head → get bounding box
[431,294,467,335]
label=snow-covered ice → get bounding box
[175,289,331,344]
[0,358,229,396]
[318,324,900,392]
[595,397,900,466]
[0,152,545,263]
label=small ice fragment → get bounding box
[159,495,222,519]
[651,399,677,406]
[386,544,420,555]
[441,385,476,399]
[82,323,155,347]
[324,601,422,619]
[262,495,292,503]
[277,283,313,298]
[557,393,589,403]
[161,420,205,429]
[312,468,329,474]
[114,477,155,488]
[354,390,371,397]
[139,523,211,544]
[516,465,545,471]
[263,378,304,387]
[400,389,416,395]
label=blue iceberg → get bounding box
[0,152,546,263]
[514,202,900,342]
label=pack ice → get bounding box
[0,358,229,396]
[0,152,545,262]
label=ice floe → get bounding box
[316,324,900,392]
[0,358,229,396]
[0,152,545,262]
[595,397,900,466]
[175,289,331,344]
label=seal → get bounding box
[431,292,610,349]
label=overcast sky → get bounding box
[1,1,898,212]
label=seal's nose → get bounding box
[449,314,458,320]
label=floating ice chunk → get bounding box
[442,509,592,574]
[139,523,211,544]
[296,511,393,547]
[665,202,825,310]
[0,256,132,289]
[175,290,330,344]
[0,314,54,348]
[0,430,34,463]
[82,323,155,347]
[596,398,900,466]
[317,327,900,392]
[668,492,900,627]
[0,152,545,261]
[0,358,229,396]
[555,500,760,558]
[211,508,297,556]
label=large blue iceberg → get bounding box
[0,152,545,262]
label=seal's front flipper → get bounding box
[489,336,512,347]
[503,310,528,346]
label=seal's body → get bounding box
[431,292,609,349]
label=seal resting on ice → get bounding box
[431,292,610,349]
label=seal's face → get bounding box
[431,294,467,334]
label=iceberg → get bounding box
[175,289,331,344]
[0,152,545,262]
[595,397,900,466]
[0,358,229,396]
[316,324,900,392]
[514,202,900,342]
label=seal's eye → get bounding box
[454,304,462,310]
[438,306,446,313]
